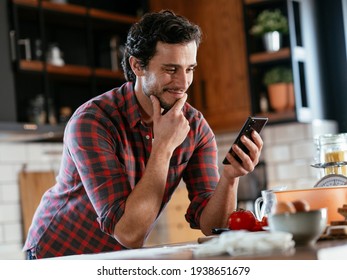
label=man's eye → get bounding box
[165,68,176,73]
[187,67,196,73]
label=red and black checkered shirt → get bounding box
[23,82,219,258]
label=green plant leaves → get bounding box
[250,9,289,36]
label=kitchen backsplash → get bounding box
[0,143,63,259]
[0,119,338,259]
[261,119,337,189]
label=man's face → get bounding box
[141,41,197,110]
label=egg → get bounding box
[274,201,296,215]
[292,199,310,212]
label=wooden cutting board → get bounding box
[197,235,218,243]
[18,170,56,240]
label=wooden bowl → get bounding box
[273,186,347,224]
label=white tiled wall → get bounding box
[0,143,63,260]
[261,120,338,189]
[0,119,338,259]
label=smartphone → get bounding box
[222,116,268,164]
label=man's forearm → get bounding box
[113,146,172,248]
[199,176,239,236]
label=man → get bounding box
[24,10,263,259]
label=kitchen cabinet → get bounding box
[149,0,329,128]
[145,184,202,246]
[19,170,56,239]
[149,0,251,132]
[243,0,296,123]
[244,0,332,126]
[6,0,147,127]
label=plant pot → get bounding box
[262,31,282,52]
[287,83,295,110]
[267,82,295,112]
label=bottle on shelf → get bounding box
[259,92,269,113]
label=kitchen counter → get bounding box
[52,237,347,260]
[0,122,65,142]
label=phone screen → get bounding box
[223,116,268,164]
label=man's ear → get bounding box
[129,56,144,76]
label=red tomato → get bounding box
[250,216,268,231]
[228,209,256,231]
[250,220,264,231]
[261,216,268,227]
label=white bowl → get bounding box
[268,208,328,246]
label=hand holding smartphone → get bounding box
[222,116,268,164]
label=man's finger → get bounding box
[150,95,161,118]
[171,93,188,112]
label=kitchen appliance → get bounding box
[311,133,347,186]
[313,174,347,188]
[275,132,347,223]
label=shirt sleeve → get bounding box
[64,110,130,236]
[183,116,219,229]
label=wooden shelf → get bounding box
[257,110,296,123]
[13,0,38,7]
[244,0,264,4]
[12,0,138,24]
[250,47,291,64]
[90,9,137,24]
[18,60,124,80]
[244,0,278,5]
[9,0,137,126]
[19,60,92,77]
[94,68,125,80]
[19,60,44,72]
[42,1,87,16]
[46,64,92,77]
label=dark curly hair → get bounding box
[121,10,202,82]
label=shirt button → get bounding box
[145,135,150,140]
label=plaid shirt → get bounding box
[23,82,219,258]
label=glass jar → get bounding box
[314,133,347,176]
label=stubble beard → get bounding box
[143,87,174,111]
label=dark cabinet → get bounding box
[243,0,340,127]
[3,0,343,138]
[5,0,147,127]
[243,0,296,123]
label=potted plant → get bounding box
[263,67,294,112]
[250,9,289,52]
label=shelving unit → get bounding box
[243,0,296,123]
[7,0,146,127]
[249,47,290,64]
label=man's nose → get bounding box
[175,70,191,88]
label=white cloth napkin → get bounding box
[193,230,294,257]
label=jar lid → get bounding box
[315,133,347,146]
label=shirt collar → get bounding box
[121,82,142,128]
